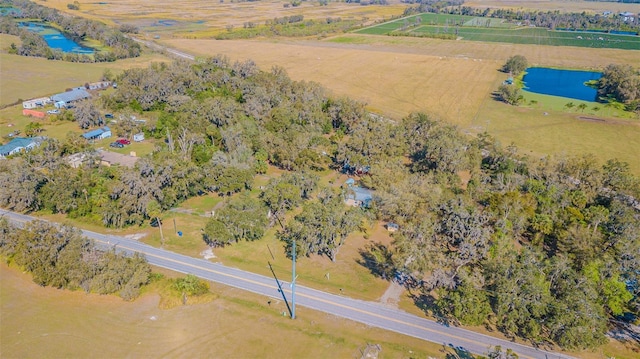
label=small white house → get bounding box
[88,81,111,90]
[22,97,52,109]
[133,133,145,142]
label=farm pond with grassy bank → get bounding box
[18,21,94,54]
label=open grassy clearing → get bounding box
[0,263,445,359]
[33,0,408,38]
[471,95,640,173]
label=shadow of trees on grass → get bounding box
[357,242,396,280]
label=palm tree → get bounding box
[564,102,575,111]
[577,103,587,112]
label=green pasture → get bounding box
[463,17,513,28]
[357,19,406,35]
[412,26,640,50]
[357,13,478,35]
[473,97,640,174]
[358,13,514,35]
[357,13,640,50]
[0,106,79,140]
[176,194,223,215]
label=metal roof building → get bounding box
[82,126,111,140]
[0,137,43,157]
[51,88,90,104]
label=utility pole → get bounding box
[291,239,296,320]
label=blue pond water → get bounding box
[19,22,94,54]
[522,67,602,102]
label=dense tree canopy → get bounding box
[0,219,150,300]
[1,55,638,350]
[502,55,528,76]
[598,64,640,112]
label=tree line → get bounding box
[216,17,358,40]
[0,56,638,350]
[0,218,151,300]
[403,1,640,33]
[0,0,140,62]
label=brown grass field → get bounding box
[35,0,408,37]
[0,262,448,359]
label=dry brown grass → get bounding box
[164,37,501,122]
[0,262,441,358]
[36,0,408,37]
[161,36,640,171]
[163,35,639,121]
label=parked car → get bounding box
[117,138,131,145]
[110,142,124,148]
[47,109,60,114]
[104,113,114,119]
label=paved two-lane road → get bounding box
[2,210,573,359]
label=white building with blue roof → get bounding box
[0,137,43,158]
[82,126,111,140]
[344,178,374,207]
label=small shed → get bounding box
[133,133,145,142]
[22,109,45,118]
[386,223,399,232]
[88,81,111,90]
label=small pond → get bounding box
[19,22,94,54]
[522,67,602,102]
[0,6,21,16]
